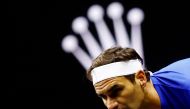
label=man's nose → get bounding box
[106,97,119,109]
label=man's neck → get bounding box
[140,81,161,109]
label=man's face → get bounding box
[94,76,144,109]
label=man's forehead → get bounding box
[95,76,126,85]
[94,76,124,93]
[95,77,116,87]
[94,79,116,94]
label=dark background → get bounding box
[14,0,190,108]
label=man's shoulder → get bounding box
[155,58,190,75]
[151,58,190,89]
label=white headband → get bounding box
[91,59,143,85]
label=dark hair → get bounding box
[87,46,150,82]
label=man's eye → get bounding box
[109,85,123,98]
[110,90,119,98]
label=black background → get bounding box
[14,0,190,108]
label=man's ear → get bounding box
[135,70,147,87]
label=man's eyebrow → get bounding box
[107,84,120,93]
[96,83,116,95]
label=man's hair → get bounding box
[87,46,150,82]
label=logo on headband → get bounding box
[61,2,145,70]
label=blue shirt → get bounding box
[151,58,190,109]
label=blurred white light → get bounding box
[127,8,144,25]
[107,2,124,19]
[61,35,78,53]
[72,17,88,34]
[87,4,104,22]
